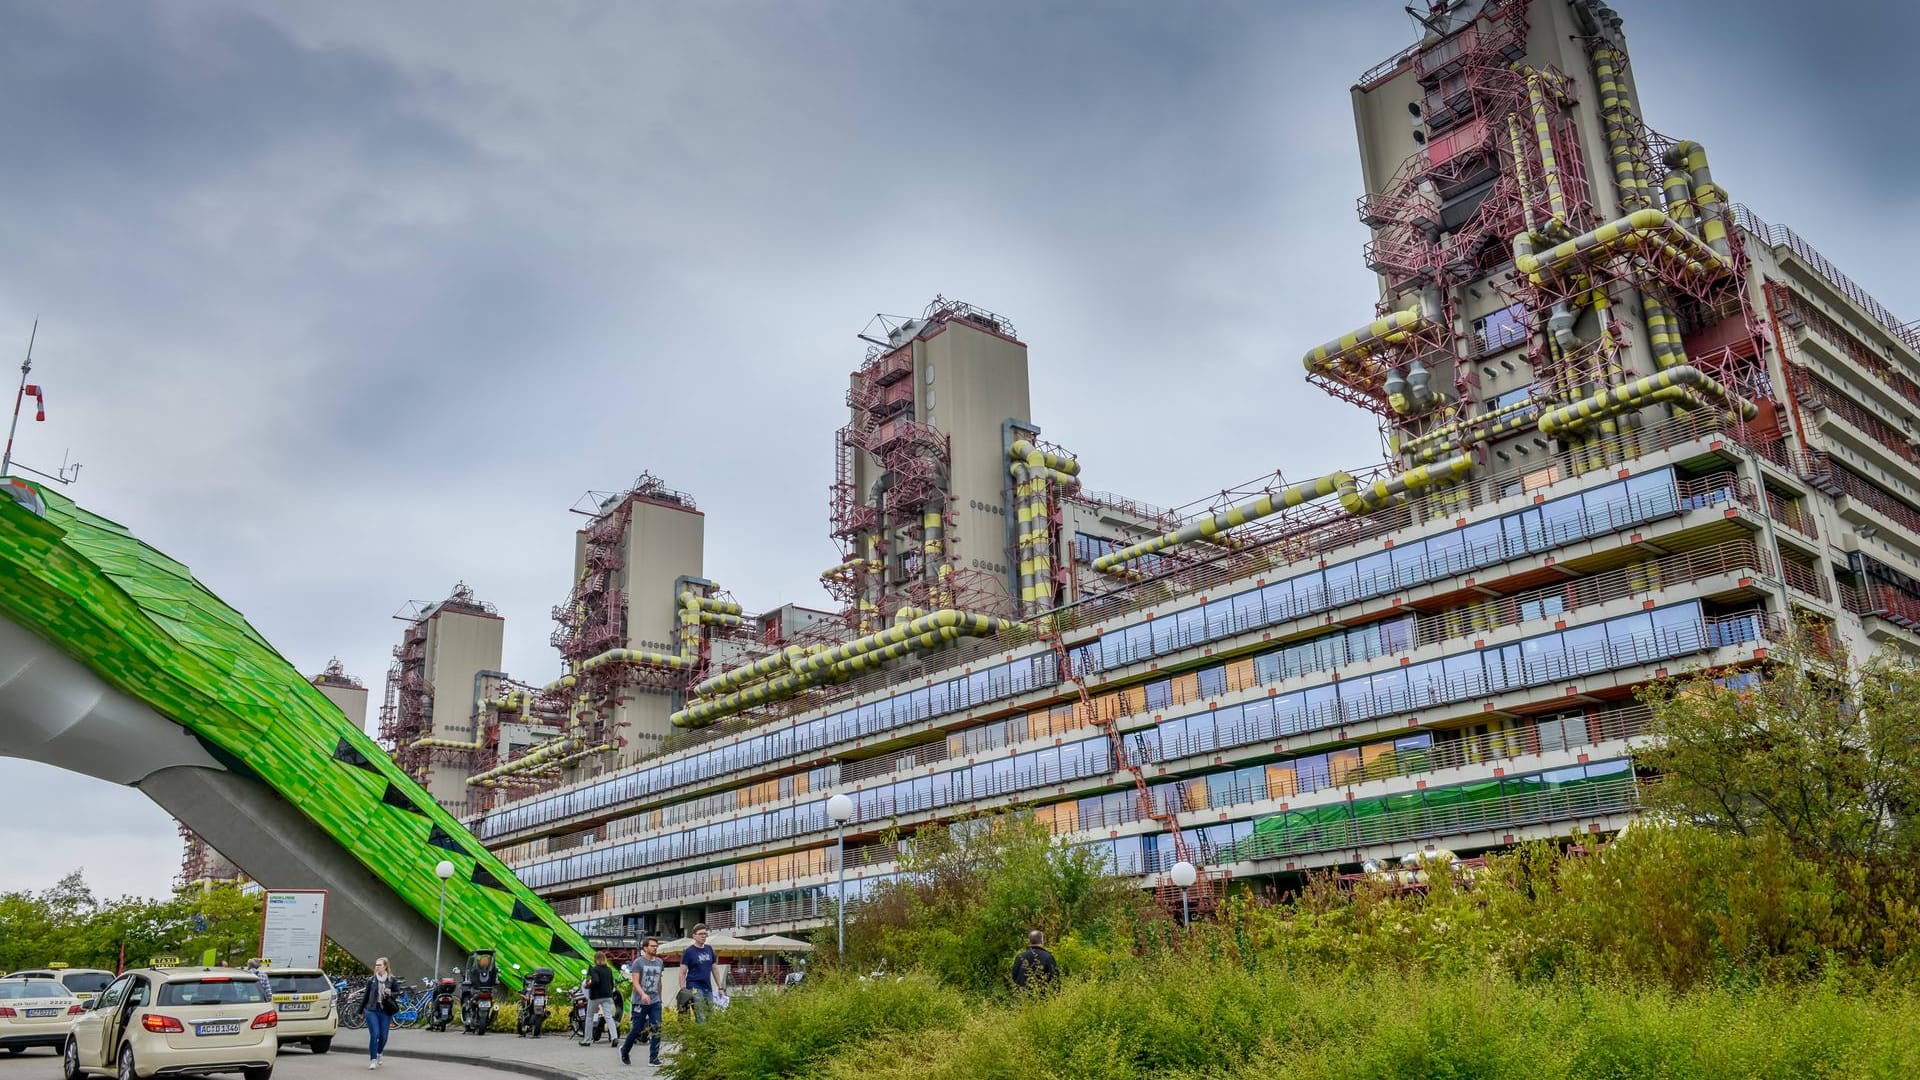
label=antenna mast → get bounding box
[2,320,39,479]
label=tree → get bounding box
[1639,633,1920,868]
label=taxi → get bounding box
[4,965,117,1004]
[263,969,334,1053]
[0,977,85,1055]
[62,967,277,1080]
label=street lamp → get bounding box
[1170,861,1197,929]
[433,860,456,984]
[826,794,855,956]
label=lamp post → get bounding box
[1170,861,1197,929]
[826,794,855,957]
[433,860,456,984]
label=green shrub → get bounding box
[663,973,968,1080]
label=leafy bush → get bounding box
[834,814,1154,995]
[664,973,967,1080]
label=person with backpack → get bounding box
[1011,930,1059,991]
[364,957,401,1070]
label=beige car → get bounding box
[5,968,117,1004]
[63,968,277,1080]
[264,970,334,1053]
[1,977,85,1055]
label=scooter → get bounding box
[461,982,494,1036]
[428,976,459,1032]
[515,967,555,1038]
[565,983,589,1042]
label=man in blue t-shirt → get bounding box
[679,924,720,1024]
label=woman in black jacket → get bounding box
[365,958,401,1069]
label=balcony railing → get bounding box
[1737,205,1920,355]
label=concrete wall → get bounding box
[920,320,1029,603]
[315,683,369,732]
[424,608,504,813]
[622,499,704,654]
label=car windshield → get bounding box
[0,981,69,1000]
[157,979,268,1006]
[268,974,332,994]
[61,973,113,994]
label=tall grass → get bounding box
[809,959,1920,1080]
[665,972,966,1080]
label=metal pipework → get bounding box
[1089,473,1346,573]
[671,608,1014,727]
[1537,366,1757,438]
[1507,115,1540,234]
[1664,140,1730,258]
[1400,396,1547,461]
[1522,69,1570,226]
[1008,441,1080,615]
[1591,46,1650,211]
[1302,310,1438,378]
[1335,453,1476,515]
[1513,209,1732,286]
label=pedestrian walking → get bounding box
[364,958,402,1070]
[1010,930,1058,991]
[680,924,720,1024]
[581,950,620,1046]
[620,937,665,1067]
[243,958,272,1002]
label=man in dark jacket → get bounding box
[1011,930,1059,991]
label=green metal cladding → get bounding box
[0,482,590,985]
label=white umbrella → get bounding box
[745,935,816,954]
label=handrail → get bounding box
[1735,204,1920,355]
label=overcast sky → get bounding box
[2,0,1915,900]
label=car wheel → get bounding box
[116,1044,136,1080]
[308,1037,331,1054]
[242,1067,273,1080]
[62,1038,84,1080]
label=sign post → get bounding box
[259,891,328,970]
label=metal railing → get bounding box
[1735,204,1920,354]
[1217,774,1641,866]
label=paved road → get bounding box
[0,1043,516,1080]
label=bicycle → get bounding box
[335,977,368,1030]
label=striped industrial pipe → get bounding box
[1642,294,1687,370]
[1664,140,1730,258]
[1507,115,1540,235]
[1523,69,1570,226]
[1401,396,1547,461]
[1009,439,1081,476]
[672,608,1013,727]
[790,610,1013,679]
[1537,366,1757,438]
[1591,46,1650,210]
[1335,453,1476,515]
[1089,473,1346,573]
[1008,442,1080,615]
[1302,310,1438,379]
[1661,169,1698,235]
[1513,208,1732,285]
[921,509,948,605]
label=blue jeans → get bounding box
[365,1009,392,1060]
[621,1001,662,1062]
[689,988,713,1024]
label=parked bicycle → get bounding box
[335,976,368,1030]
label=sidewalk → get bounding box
[330,1025,665,1080]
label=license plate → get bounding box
[196,1023,241,1037]
[280,1002,310,1012]
[25,1008,58,1017]
[533,995,545,1007]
